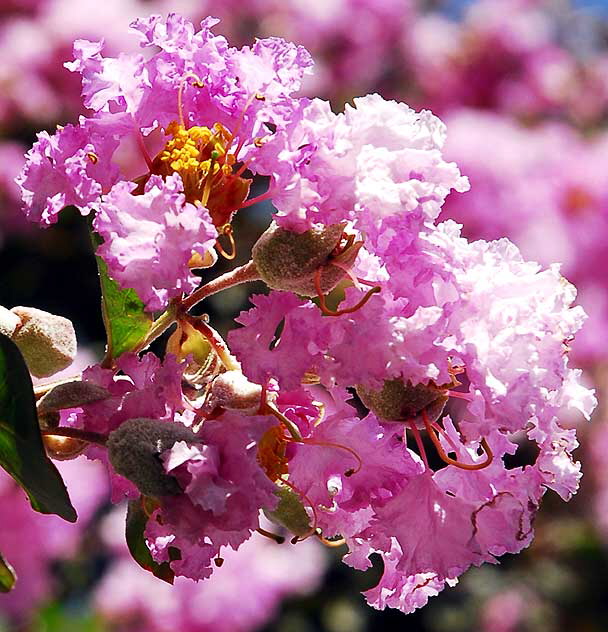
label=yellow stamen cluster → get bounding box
[160,121,235,178]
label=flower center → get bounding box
[159,121,234,180]
[143,120,251,229]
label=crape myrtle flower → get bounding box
[255,93,469,236]
[226,86,594,610]
[230,219,595,611]
[18,13,312,310]
[63,347,282,579]
[17,12,596,618]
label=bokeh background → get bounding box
[2,0,608,630]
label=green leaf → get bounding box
[0,553,16,592]
[0,334,77,522]
[90,230,152,360]
[126,498,175,584]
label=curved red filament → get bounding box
[314,267,380,317]
[421,409,493,471]
[215,225,237,260]
[406,420,429,470]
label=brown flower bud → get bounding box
[37,381,111,415]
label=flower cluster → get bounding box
[17,13,595,616]
[18,12,312,309]
[403,0,608,125]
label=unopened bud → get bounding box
[356,378,448,423]
[208,370,263,414]
[107,418,198,497]
[37,381,111,415]
[10,307,77,378]
[0,306,20,337]
[264,486,311,538]
[252,222,355,297]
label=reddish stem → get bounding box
[181,261,261,311]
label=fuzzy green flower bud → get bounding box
[10,306,77,378]
[107,418,198,497]
[252,222,359,297]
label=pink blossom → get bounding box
[287,405,421,540]
[258,94,468,235]
[14,9,598,618]
[17,118,123,225]
[69,352,184,501]
[94,174,217,311]
[18,13,313,309]
[230,218,594,611]
[146,413,278,580]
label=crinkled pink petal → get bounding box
[94,173,217,311]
